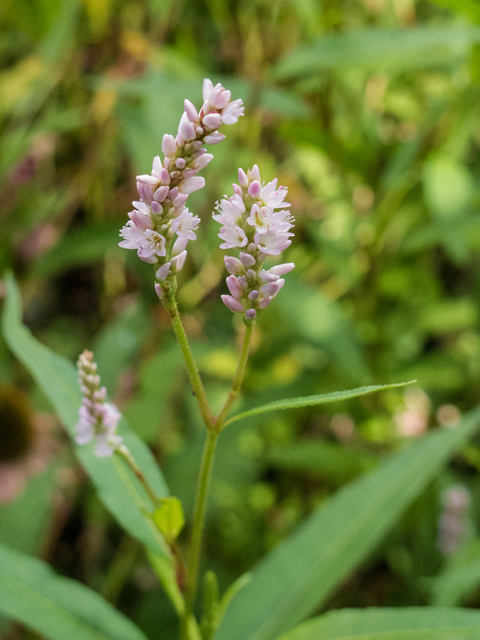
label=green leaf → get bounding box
[224,382,414,427]
[265,441,376,482]
[430,541,480,607]
[1,273,168,555]
[273,607,480,640]
[273,27,480,79]
[216,407,480,640]
[0,543,148,640]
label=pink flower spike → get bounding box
[248,180,261,199]
[184,99,199,122]
[162,134,177,157]
[155,283,165,300]
[226,275,243,299]
[239,252,256,266]
[269,263,295,276]
[172,236,189,255]
[156,262,171,281]
[221,295,244,313]
[224,256,244,275]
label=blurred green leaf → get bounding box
[2,273,169,555]
[265,441,377,482]
[33,223,122,278]
[0,543,148,640]
[274,607,480,640]
[94,302,149,396]
[423,155,474,220]
[430,541,480,607]
[274,27,480,79]
[224,382,413,427]
[216,406,480,640]
[0,465,57,555]
[428,0,480,23]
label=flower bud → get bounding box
[162,134,177,157]
[175,158,186,169]
[184,99,199,123]
[173,250,187,272]
[245,308,257,320]
[155,283,165,300]
[221,295,244,313]
[248,180,261,199]
[203,113,223,130]
[224,256,244,275]
[137,174,159,186]
[239,252,256,266]
[172,236,189,255]
[226,275,243,299]
[238,168,248,188]
[156,262,171,281]
[269,263,295,276]
[179,176,205,194]
[258,297,271,310]
[154,186,169,202]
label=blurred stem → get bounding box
[215,322,254,431]
[116,445,158,506]
[167,298,214,429]
[182,430,219,640]
[101,534,139,604]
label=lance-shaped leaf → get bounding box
[224,382,414,427]
[1,273,168,555]
[0,543,147,640]
[273,607,480,640]
[215,406,480,640]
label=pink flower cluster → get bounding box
[213,165,294,322]
[75,350,122,457]
[119,79,244,297]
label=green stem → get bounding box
[167,297,214,428]
[182,430,219,639]
[215,322,254,431]
[116,445,158,506]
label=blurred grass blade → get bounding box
[430,541,480,606]
[215,407,480,640]
[224,382,414,427]
[274,607,480,640]
[0,543,148,640]
[2,273,168,555]
[273,27,480,79]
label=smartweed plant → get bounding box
[3,79,480,640]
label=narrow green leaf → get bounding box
[224,382,414,427]
[0,543,147,640]
[273,27,480,79]
[274,607,480,640]
[430,541,480,607]
[216,407,480,640]
[1,273,168,555]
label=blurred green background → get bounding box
[3,0,480,636]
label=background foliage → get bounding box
[3,0,480,637]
